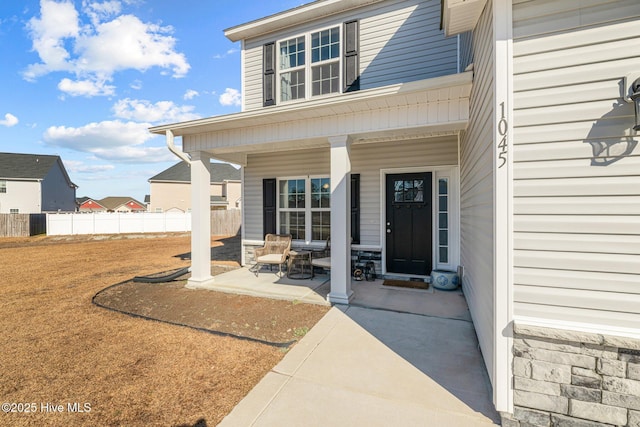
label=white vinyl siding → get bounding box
[512,0,640,330]
[459,0,495,385]
[358,0,457,90]
[243,136,458,244]
[0,180,42,214]
[245,149,330,241]
[242,0,458,111]
[458,31,473,73]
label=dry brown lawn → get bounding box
[0,234,328,426]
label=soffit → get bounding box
[149,72,472,138]
[441,0,488,36]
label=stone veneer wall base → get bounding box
[503,323,640,427]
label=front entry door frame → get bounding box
[380,165,459,277]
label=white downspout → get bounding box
[166,129,191,164]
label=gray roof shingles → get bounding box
[149,161,240,183]
[0,152,77,189]
[0,152,60,180]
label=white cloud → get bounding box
[183,89,199,100]
[0,113,19,127]
[64,159,115,173]
[219,88,242,107]
[91,145,175,163]
[44,120,152,149]
[75,15,189,77]
[23,0,79,81]
[130,79,142,90]
[42,120,174,163]
[112,98,200,123]
[58,77,115,97]
[213,47,239,59]
[81,0,121,26]
[23,0,190,96]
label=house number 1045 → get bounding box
[498,101,508,168]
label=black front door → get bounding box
[385,172,432,275]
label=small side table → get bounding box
[287,250,313,279]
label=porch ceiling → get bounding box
[149,72,472,165]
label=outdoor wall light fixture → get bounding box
[631,77,640,132]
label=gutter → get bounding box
[165,129,191,164]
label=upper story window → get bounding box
[263,20,359,108]
[278,26,341,103]
[279,36,305,101]
[0,180,6,193]
[311,28,340,96]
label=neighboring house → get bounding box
[77,197,107,212]
[150,1,640,424]
[0,152,77,213]
[147,161,241,212]
[97,197,146,213]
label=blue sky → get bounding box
[0,0,304,201]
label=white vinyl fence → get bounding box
[46,210,242,236]
[47,212,192,235]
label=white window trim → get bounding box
[309,176,331,242]
[435,168,460,271]
[277,175,331,243]
[276,24,343,104]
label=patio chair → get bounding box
[253,234,292,276]
[311,236,332,271]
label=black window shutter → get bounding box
[343,20,360,93]
[263,178,277,236]
[263,42,276,106]
[351,174,360,244]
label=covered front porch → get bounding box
[149,73,472,305]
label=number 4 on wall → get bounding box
[497,101,508,168]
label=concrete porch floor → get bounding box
[197,267,472,321]
[202,267,499,426]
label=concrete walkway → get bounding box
[218,304,500,426]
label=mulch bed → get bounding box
[93,266,329,346]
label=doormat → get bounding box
[383,279,429,290]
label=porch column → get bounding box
[187,151,214,287]
[327,135,353,304]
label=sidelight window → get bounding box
[437,178,449,264]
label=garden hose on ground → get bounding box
[133,267,191,283]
